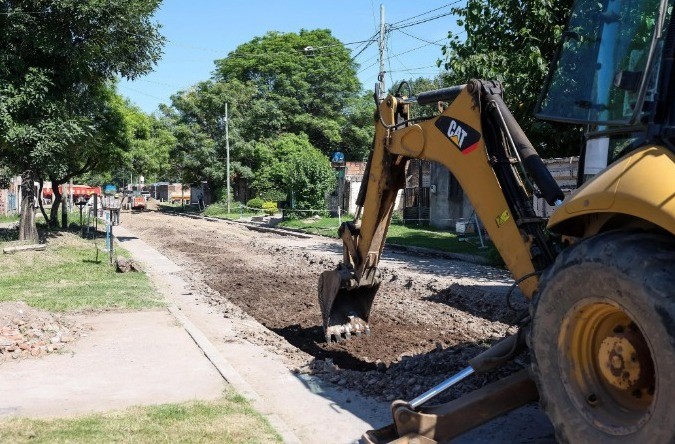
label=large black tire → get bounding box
[530,230,675,443]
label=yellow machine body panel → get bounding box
[548,145,675,237]
[387,90,538,297]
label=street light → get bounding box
[222,104,231,214]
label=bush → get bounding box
[262,201,278,215]
[391,210,403,224]
[246,197,264,209]
[260,190,286,202]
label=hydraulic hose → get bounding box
[486,93,565,206]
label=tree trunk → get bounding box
[61,185,68,228]
[18,170,38,241]
[36,177,50,228]
[49,180,62,228]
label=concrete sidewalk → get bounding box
[0,310,226,417]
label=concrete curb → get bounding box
[114,224,302,444]
[167,305,301,444]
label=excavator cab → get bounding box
[537,0,672,182]
[537,0,665,125]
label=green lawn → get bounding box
[0,230,163,312]
[0,392,282,444]
[0,213,19,223]
[279,216,499,261]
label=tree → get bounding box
[121,102,175,183]
[340,92,376,161]
[165,80,257,191]
[0,0,163,238]
[251,133,335,211]
[443,0,581,157]
[213,29,362,156]
[43,86,132,227]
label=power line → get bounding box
[395,28,446,46]
[135,78,185,89]
[388,38,447,59]
[390,1,462,26]
[389,65,440,73]
[390,12,456,31]
[119,85,165,101]
[351,38,378,62]
[302,37,379,52]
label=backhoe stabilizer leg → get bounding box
[363,370,538,444]
[318,268,381,343]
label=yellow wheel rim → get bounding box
[558,301,655,435]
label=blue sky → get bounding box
[119,0,465,113]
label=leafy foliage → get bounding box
[121,102,175,183]
[0,0,164,233]
[165,30,369,209]
[443,0,582,157]
[213,29,367,157]
[246,197,264,209]
[251,134,335,210]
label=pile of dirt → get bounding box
[0,302,86,363]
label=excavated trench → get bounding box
[121,209,530,403]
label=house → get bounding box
[0,176,21,216]
[428,157,579,231]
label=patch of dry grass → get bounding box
[0,391,282,443]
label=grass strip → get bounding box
[0,214,19,223]
[203,203,265,220]
[0,230,163,312]
[0,392,282,444]
[279,216,500,262]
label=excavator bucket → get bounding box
[318,269,379,342]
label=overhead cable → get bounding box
[389,0,462,26]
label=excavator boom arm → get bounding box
[319,80,562,343]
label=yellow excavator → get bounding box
[318,0,675,442]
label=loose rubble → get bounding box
[0,302,86,363]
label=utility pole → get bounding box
[378,4,386,100]
[225,103,231,214]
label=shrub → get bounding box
[262,201,278,215]
[246,197,264,209]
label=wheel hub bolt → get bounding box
[586,393,598,406]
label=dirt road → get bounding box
[120,208,554,441]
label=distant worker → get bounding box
[111,193,121,225]
[198,192,204,211]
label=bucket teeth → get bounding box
[324,317,370,343]
[318,268,381,343]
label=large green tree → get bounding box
[166,80,258,193]
[251,133,335,211]
[43,86,133,227]
[443,0,581,157]
[122,102,175,183]
[0,0,163,238]
[213,29,366,156]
